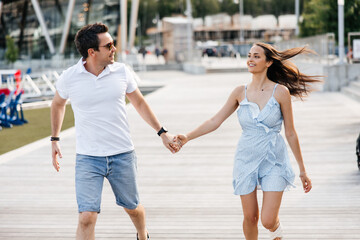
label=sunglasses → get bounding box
[100,41,115,51]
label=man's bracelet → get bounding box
[50,137,60,141]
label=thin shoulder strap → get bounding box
[272,84,279,96]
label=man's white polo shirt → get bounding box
[56,59,138,156]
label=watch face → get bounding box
[163,127,168,132]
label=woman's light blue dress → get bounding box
[233,84,295,195]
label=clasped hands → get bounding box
[161,133,188,154]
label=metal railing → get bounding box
[1,71,59,100]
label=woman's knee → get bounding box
[79,212,97,227]
[261,215,278,230]
[243,213,259,226]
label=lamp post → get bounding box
[186,0,192,61]
[338,0,345,64]
[120,0,127,56]
[295,0,300,36]
[128,0,139,51]
[238,0,244,42]
[156,14,160,48]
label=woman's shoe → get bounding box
[136,232,150,240]
[269,222,283,239]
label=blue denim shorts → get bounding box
[75,150,139,213]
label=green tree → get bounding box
[243,0,263,16]
[300,0,360,43]
[136,0,158,43]
[220,0,238,16]
[158,0,186,19]
[270,0,296,17]
[193,0,220,19]
[242,0,296,17]
[5,35,19,64]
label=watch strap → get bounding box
[50,137,60,141]
[157,127,168,136]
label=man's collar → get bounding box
[107,62,117,72]
[76,58,87,73]
[76,58,116,75]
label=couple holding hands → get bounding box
[51,23,317,240]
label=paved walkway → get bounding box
[1,70,360,239]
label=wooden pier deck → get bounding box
[1,70,360,239]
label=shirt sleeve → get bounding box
[124,65,138,93]
[55,71,69,99]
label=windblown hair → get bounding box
[75,23,108,59]
[255,42,321,99]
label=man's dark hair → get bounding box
[74,23,109,59]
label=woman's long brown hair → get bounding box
[255,42,322,99]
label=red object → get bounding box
[14,70,22,95]
[0,88,11,95]
[14,70,21,81]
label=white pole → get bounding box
[295,0,300,36]
[128,0,139,51]
[186,0,192,61]
[31,0,56,54]
[239,0,244,42]
[59,0,76,54]
[120,0,127,54]
[338,0,345,64]
[156,13,160,47]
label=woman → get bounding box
[175,42,319,239]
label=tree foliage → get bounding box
[243,0,297,17]
[193,0,220,19]
[5,35,19,64]
[300,0,360,43]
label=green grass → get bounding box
[0,105,75,155]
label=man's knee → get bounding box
[124,204,143,218]
[79,212,97,227]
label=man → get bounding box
[51,23,178,240]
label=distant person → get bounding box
[347,47,353,63]
[162,48,168,64]
[50,23,179,240]
[174,42,320,239]
[356,133,360,170]
[155,47,161,60]
[139,46,147,60]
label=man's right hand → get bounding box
[51,141,62,172]
[160,132,182,154]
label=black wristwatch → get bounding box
[157,127,168,136]
[50,137,60,141]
